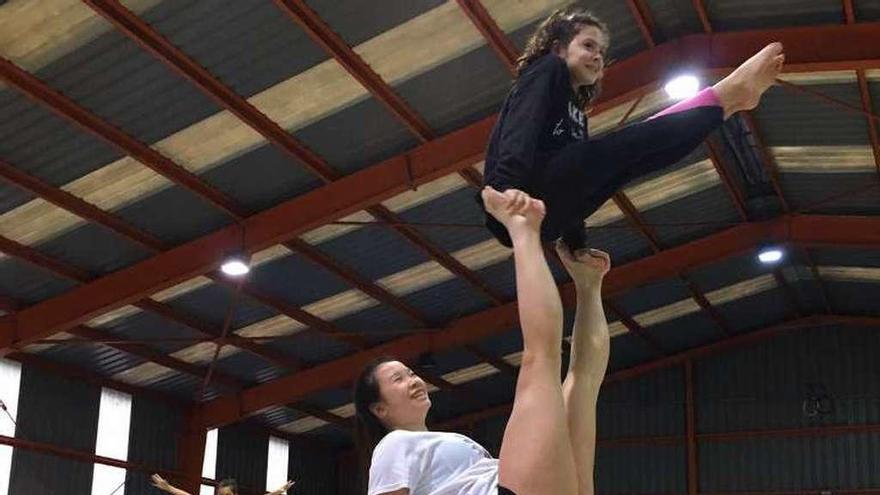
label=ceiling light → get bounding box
[757,247,784,264]
[221,255,250,276]
[664,74,700,100]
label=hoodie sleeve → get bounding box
[493,55,566,189]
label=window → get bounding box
[0,359,22,495]
[265,436,290,491]
[90,388,132,495]
[200,428,218,495]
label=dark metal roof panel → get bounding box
[713,287,792,334]
[100,309,207,355]
[429,372,516,423]
[138,0,327,99]
[255,405,304,429]
[614,277,692,315]
[477,256,516,300]
[397,186,492,254]
[754,84,870,146]
[647,311,725,353]
[0,182,33,215]
[780,172,880,215]
[302,386,351,411]
[645,185,742,247]
[856,2,880,20]
[696,324,880,433]
[307,0,445,47]
[0,90,122,186]
[609,331,666,371]
[333,302,416,345]
[587,219,655,266]
[596,444,686,494]
[212,350,285,384]
[810,246,880,267]
[266,329,355,364]
[401,276,492,326]
[198,143,322,214]
[394,43,511,135]
[430,347,485,376]
[644,0,705,43]
[247,251,352,308]
[705,0,845,31]
[148,369,223,401]
[700,433,880,492]
[164,281,279,331]
[35,221,152,275]
[113,182,234,246]
[828,281,880,315]
[600,365,685,437]
[0,257,77,304]
[33,23,223,146]
[290,95,419,176]
[689,252,773,293]
[35,341,146,377]
[315,222,432,282]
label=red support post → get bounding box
[455,0,519,74]
[626,0,656,48]
[685,360,699,495]
[692,0,713,33]
[176,409,208,495]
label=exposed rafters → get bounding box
[626,0,656,48]
[192,218,880,427]
[455,0,519,74]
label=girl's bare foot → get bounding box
[482,187,545,239]
[714,42,785,119]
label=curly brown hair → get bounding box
[515,6,610,109]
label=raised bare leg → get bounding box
[556,243,612,495]
[483,187,578,495]
[713,42,785,119]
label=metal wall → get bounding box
[125,396,185,494]
[217,424,269,493]
[450,324,880,494]
[8,364,101,494]
[289,440,338,495]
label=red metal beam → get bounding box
[857,69,880,177]
[692,0,713,34]
[843,0,856,24]
[271,0,435,142]
[685,360,698,495]
[4,25,880,350]
[626,0,657,48]
[455,0,519,74]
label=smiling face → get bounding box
[369,360,431,431]
[554,24,608,88]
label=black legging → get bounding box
[485,105,724,249]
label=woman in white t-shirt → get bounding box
[354,187,612,495]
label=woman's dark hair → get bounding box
[353,356,397,489]
[515,6,610,108]
[218,478,238,494]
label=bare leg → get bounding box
[483,187,578,495]
[556,244,612,495]
[713,42,785,119]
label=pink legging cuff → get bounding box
[649,87,720,120]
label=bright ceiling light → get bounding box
[220,256,250,276]
[664,74,700,100]
[757,247,784,264]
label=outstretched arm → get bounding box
[265,480,295,495]
[151,474,191,495]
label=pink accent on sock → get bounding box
[649,87,721,120]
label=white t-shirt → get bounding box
[368,430,500,495]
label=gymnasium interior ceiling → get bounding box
[0,0,879,449]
